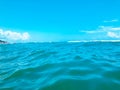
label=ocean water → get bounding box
[0,42,120,90]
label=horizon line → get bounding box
[8,40,120,44]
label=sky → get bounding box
[0,0,120,42]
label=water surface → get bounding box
[0,42,120,90]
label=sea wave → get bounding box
[0,42,120,90]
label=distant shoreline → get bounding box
[67,40,120,43]
[0,40,8,44]
[0,40,120,44]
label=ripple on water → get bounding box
[0,42,120,90]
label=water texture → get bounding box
[0,42,120,90]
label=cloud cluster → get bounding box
[0,29,30,41]
[80,19,119,39]
[80,26,120,39]
[104,19,118,23]
[107,32,120,38]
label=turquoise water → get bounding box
[0,42,120,90]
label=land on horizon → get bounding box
[0,40,8,44]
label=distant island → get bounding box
[0,40,8,44]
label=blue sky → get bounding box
[0,0,120,42]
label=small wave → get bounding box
[0,42,120,90]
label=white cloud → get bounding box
[104,19,119,22]
[81,26,120,33]
[107,32,120,38]
[99,26,120,31]
[80,30,97,33]
[81,30,103,34]
[80,26,120,39]
[110,27,120,31]
[0,29,30,41]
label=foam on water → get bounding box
[0,42,120,90]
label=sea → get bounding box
[0,42,120,90]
